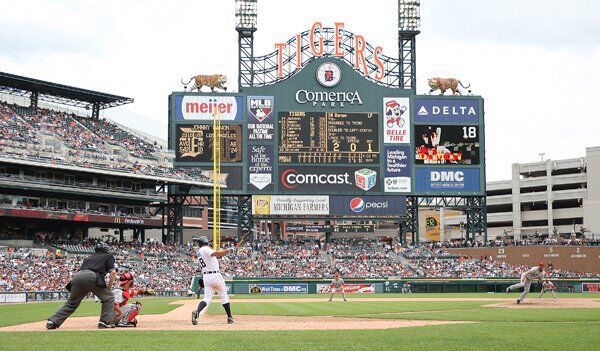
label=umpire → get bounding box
[46,242,117,329]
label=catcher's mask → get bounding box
[119,272,135,287]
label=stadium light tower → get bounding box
[235,0,257,90]
[398,0,420,90]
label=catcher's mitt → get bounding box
[143,289,156,296]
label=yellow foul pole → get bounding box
[212,109,221,250]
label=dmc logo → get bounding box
[281,169,351,189]
[431,171,464,182]
[350,198,365,213]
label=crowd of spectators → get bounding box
[428,236,600,248]
[74,117,161,159]
[1,238,598,292]
[0,101,211,182]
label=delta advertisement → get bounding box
[248,145,274,191]
[414,98,480,124]
[175,95,243,121]
[329,195,407,217]
[249,283,308,294]
[252,195,329,216]
[278,166,381,193]
[415,167,481,193]
[384,145,411,192]
[247,96,274,141]
[317,284,375,294]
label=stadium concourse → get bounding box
[2,238,598,292]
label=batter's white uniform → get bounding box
[539,280,557,298]
[508,266,543,302]
[197,246,229,306]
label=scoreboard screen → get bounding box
[175,124,243,163]
[278,111,379,164]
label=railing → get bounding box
[0,290,189,303]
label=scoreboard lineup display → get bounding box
[169,57,485,197]
[278,111,379,164]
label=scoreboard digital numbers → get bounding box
[278,111,379,164]
[175,124,242,163]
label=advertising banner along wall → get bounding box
[317,284,375,294]
[249,283,308,294]
[252,195,330,216]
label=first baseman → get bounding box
[507,261,545,304]
[192,236,234,325]
[329,272,347,302]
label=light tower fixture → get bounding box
[235,0,257,34]
[398,0,420,90]
[398,0,421,32]
[235,0,257,90]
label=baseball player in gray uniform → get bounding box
[538,278,558,299]
[329,272,347,302]
[507,262,545,304]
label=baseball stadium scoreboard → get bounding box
[169,57,484,218]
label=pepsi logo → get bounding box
[350,197,365,213]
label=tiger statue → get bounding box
[428,77,471,95]
[181,74,227,92]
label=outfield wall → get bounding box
[189,277,600,295]
[445,246,600,273]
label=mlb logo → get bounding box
[324,70,334,82]
[248,97,273,123]
[355,169,377,191]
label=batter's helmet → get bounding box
[196,236,210,246]
[95,242,110,253]
[119,272,135,286]
[539,261,545,267]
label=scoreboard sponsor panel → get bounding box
[169,59,485,197]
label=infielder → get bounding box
[507,262,545,304]
[329,272,347,302]
[192,236,234,325]
[538,278,558,299]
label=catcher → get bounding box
[112,272,155,327]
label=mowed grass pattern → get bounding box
[1,322,600,351]
[2,294,600,350]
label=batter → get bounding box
[192,236,234,325]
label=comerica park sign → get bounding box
[168,22,485,199]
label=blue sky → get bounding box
[1,0,599,180]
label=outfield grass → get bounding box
[208,298,600,322]
[0,297,183,327]
[1,322,599,351]
[2,294,599,351]
[227,292,598,299]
